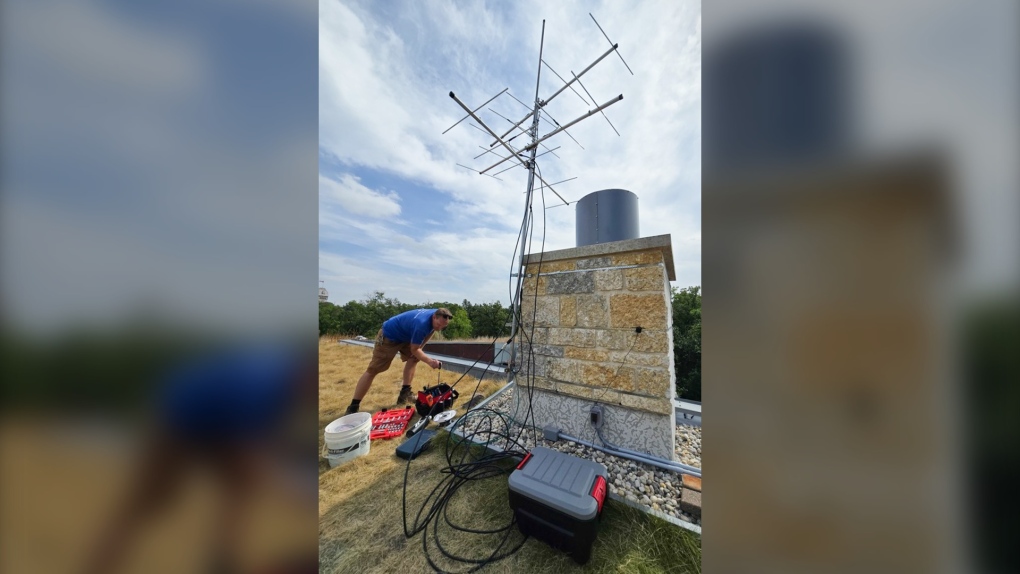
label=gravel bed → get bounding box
[449,387,702,526]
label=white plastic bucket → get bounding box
[323,412,372,467]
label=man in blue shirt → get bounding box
[80,342,317,574]
[345,308,453,414]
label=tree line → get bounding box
[320,287,701,401]
[319,291,509,341]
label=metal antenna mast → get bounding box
[442,15,630,372]
[519,20,546,313]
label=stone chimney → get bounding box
[516,234,677,460]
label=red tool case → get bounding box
[507,447,610,565]
[369,406,414,440]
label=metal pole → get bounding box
[508,20,546,373]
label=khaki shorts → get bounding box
[366,329,417,375]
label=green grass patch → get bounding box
[319,431,700,574]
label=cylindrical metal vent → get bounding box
[575,189,639,247]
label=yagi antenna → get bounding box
[487,41,621,150]
[441,15,630,350]
[474,93,621,175]
[443,15,627,204]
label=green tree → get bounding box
[671,286,701,401]
[441,307,473,339]
[319,293,495,341]
[321,292,417,336]
[319,301,342,336]
[463,300,510,339]
[336,300,372,335]
[964,297,1020,570]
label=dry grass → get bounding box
[318,339,505,479]
[318,339,504,429]
[318,338,701,574]
[1,418,315,574]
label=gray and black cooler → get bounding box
[507,447,610,564]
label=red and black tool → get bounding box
[406,370,460,437]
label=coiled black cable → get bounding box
[399,156,554,573]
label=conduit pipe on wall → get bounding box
[556,431,702,478]
[596,427,703,475]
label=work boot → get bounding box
[397,386,414,405]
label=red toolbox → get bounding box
[369,406,414,440]
[507,447,610,565]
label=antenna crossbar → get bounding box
[532,171,570,206]
[590,13,634,75]
[451,89,568,206]
[524,175,576,192]
[571,71,621,136]
[525,94,623,152]
[449,92,535,181]
[486,108,562,158]
[479,93,623,174]
[490,145,561,176]
[489,42,619,148]
[541,59,590,106]
[538,43,618,109]
[503,90,583,149]
[455,163,503,181]
[441,88,508,134]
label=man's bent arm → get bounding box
[409,344,433,365]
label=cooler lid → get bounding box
[508,447,608,521]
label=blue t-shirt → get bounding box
[382,309,437,345]
[157,343,301,442]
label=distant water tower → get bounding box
[575,189,640,247]
[319,281,329,303]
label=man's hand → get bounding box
[429,358,442,369]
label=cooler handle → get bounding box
[591,475,608,515]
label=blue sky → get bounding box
[2,0,1015,337]
[319,0,702,306]
[2,0,317,335]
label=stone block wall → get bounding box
[515,235,678,460]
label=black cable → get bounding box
[399,147,553,573]
[500,163,548,446]
[402,406,533,572]
[589,329,641,408]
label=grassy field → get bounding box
[1,416,315,574]
[318,338,701,574]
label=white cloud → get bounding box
[15,0,205,98]
[320,0,703,304]
[320,173,402,218]
[3,0,318,334]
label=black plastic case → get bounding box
[507,447,610,564]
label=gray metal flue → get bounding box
[575,188,639,247]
